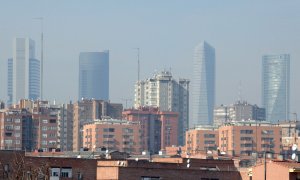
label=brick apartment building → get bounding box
[73,99,123,151]
[219,121,282,157]
[123,107,179,154]
[0,108,32,150]
[82,119,142,154]
[186,125,219,155]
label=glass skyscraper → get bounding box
[262,54,290,122]
[7,38,40,105]
[79,51,109,100]
[191,41,215,127]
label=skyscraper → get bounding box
[79,51,109,100]
[262,54,290,122]
[134,70,189,145]
[7,38,40,105]
[191,41,215,126]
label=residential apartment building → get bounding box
[218,121,282,157]
[57,103,74,151]
[82,119,142,154]
[186,126,219,155]
[214,101,265,126]
[123,107,178,153]
[262,54,290,122]
[73,99,123,151]
[134,70,189,145]
[0,109,33,150]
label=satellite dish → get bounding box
[220,151,226,155]
[135,158,139,162]
[77,155,81,158]
[187,159,190,163]
[106,149,109,154]
[292,144,298,151]
[187,164,190,168]
[292,153,296,160]
[207,150,213,154]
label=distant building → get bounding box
[7,38,40,105]
[83,119,142,154]
[123,107,179,153]
[57,102,74,151]
[79,51,109,100]
[218,121,281,157]
[191,41,215,126]
[186,126,219,155]
[134,70,189,145]
[213,101,265,126]
[277,120,300,151]
[73,99,123,151]
[262,54,290,122]
[0,101,4,109]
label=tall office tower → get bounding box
[7,38,40,105]
[134,70,189,145]
[79,51,109,100]
[191,41,215,127]
[262,54,290,122]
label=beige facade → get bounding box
[219,121,282,157]
[186,126,219,155]
[83,119,142,154]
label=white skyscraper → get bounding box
[7,38,40,105]
[134,70,189,145]
[191,41,215,126]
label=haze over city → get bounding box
[0,0,299,116]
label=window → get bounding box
[240,143,253,148]
[123,128,133,133]
[42,126,47,131]
[42,119,48,123]
[42,134,47,138]
[6,118,12,122]
[240,137,252,141]
[49,119,56,123]
[104,128,115,132]
[16,140,20,144]
[204,134,215,138]
[14,126,20,130]
[261,130,274,135]
[15,119,21,123]
[240,130,253,134]
[103,134,114,138]
[141,177,160,180]
[15,133,20,138]
[42,140,47,145]
[204,140,215,144]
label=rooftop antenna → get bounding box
[34,17,44,100]
[134,48,140,83]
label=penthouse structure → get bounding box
[82,119,142,154]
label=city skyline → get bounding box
[0,1,299,118]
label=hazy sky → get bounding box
[0,1,299,117]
